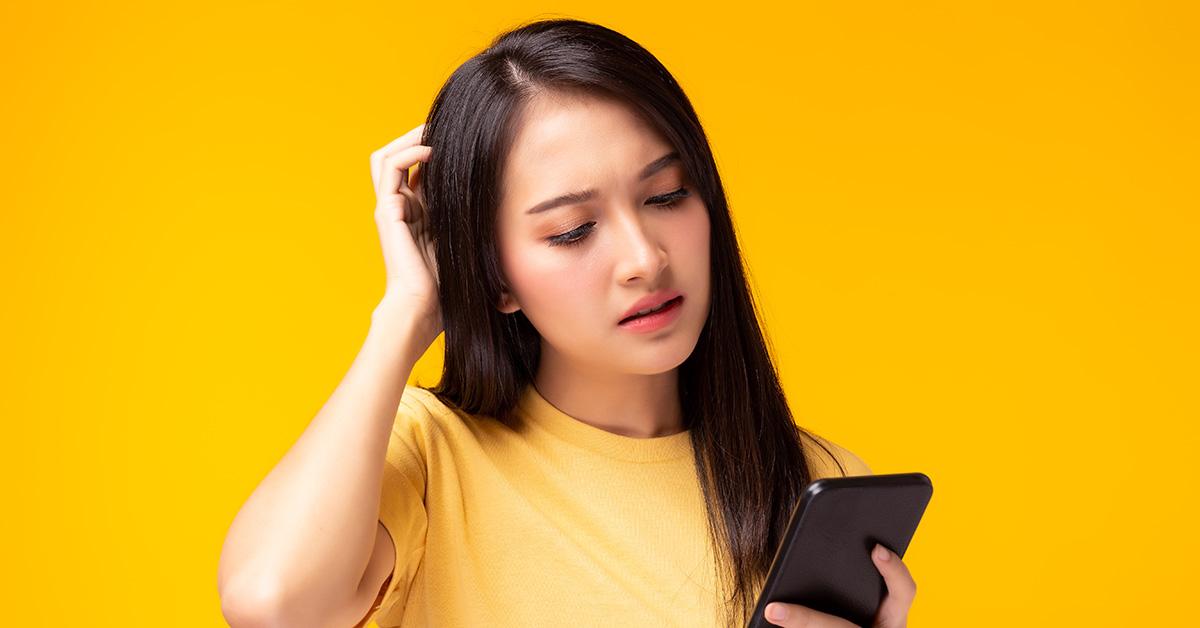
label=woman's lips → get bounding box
[618,295,684,326]
[619,289,684,323]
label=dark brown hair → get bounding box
[414,17,846,626]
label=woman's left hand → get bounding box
[763,543,916,627]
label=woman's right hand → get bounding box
[368,123,442,344]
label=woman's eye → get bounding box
[546,188,690,248]
[547,222,595,247]
[649,187,690,209]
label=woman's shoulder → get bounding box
[398,383,447,415]
[801,430,873,479]
[394,384,462,431]
[382,385,468,474]
[394,384,489,438]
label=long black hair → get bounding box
[414,17,846,626]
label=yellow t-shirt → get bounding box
[356,383,871,628]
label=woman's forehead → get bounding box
[501,94,673,197]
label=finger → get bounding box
[378,144,432,206]
[870,544,916,628]
[374,122,426,155]
[396,162,430,229]
[370,122,427,190]
[763,601,858,627]
[404,161,426,220]
[374,196,427,284]
[375,143,428,197]
[410,161,425,207]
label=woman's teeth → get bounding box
[636,302,668,316]
[629,297,676,319]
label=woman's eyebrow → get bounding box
[524,151,680,215]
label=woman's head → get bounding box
[493,89,711,378]
[415,18,845,625]
[417,17,738,406]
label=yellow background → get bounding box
[2,2,1196,626]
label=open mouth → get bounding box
[619,296,684,325]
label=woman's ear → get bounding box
[497,282,521,314]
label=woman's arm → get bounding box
[218,123,439,626]
[216,307,428,627]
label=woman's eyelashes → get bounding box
[546,187,691,248]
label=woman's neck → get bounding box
[532,356,684,438]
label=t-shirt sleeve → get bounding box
[803,431,873,478]
[352,387,432,628]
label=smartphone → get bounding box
[746,472,933,628]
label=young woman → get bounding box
[217,18,916,628]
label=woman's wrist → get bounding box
[369,299,438,354]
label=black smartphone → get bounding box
[746,472,933,628]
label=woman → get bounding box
[217,17,916,628]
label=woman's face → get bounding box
[494,91,711,375]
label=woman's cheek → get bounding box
[550,254,607,324]
[519,254,589,319]
[667,206,708,264]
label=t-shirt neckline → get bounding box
[516,383,693,463]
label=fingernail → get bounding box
[874,544,890,561]
[766,603,788,621]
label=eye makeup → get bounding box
[545,187,691,248]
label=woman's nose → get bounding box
[613,212,668,283]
